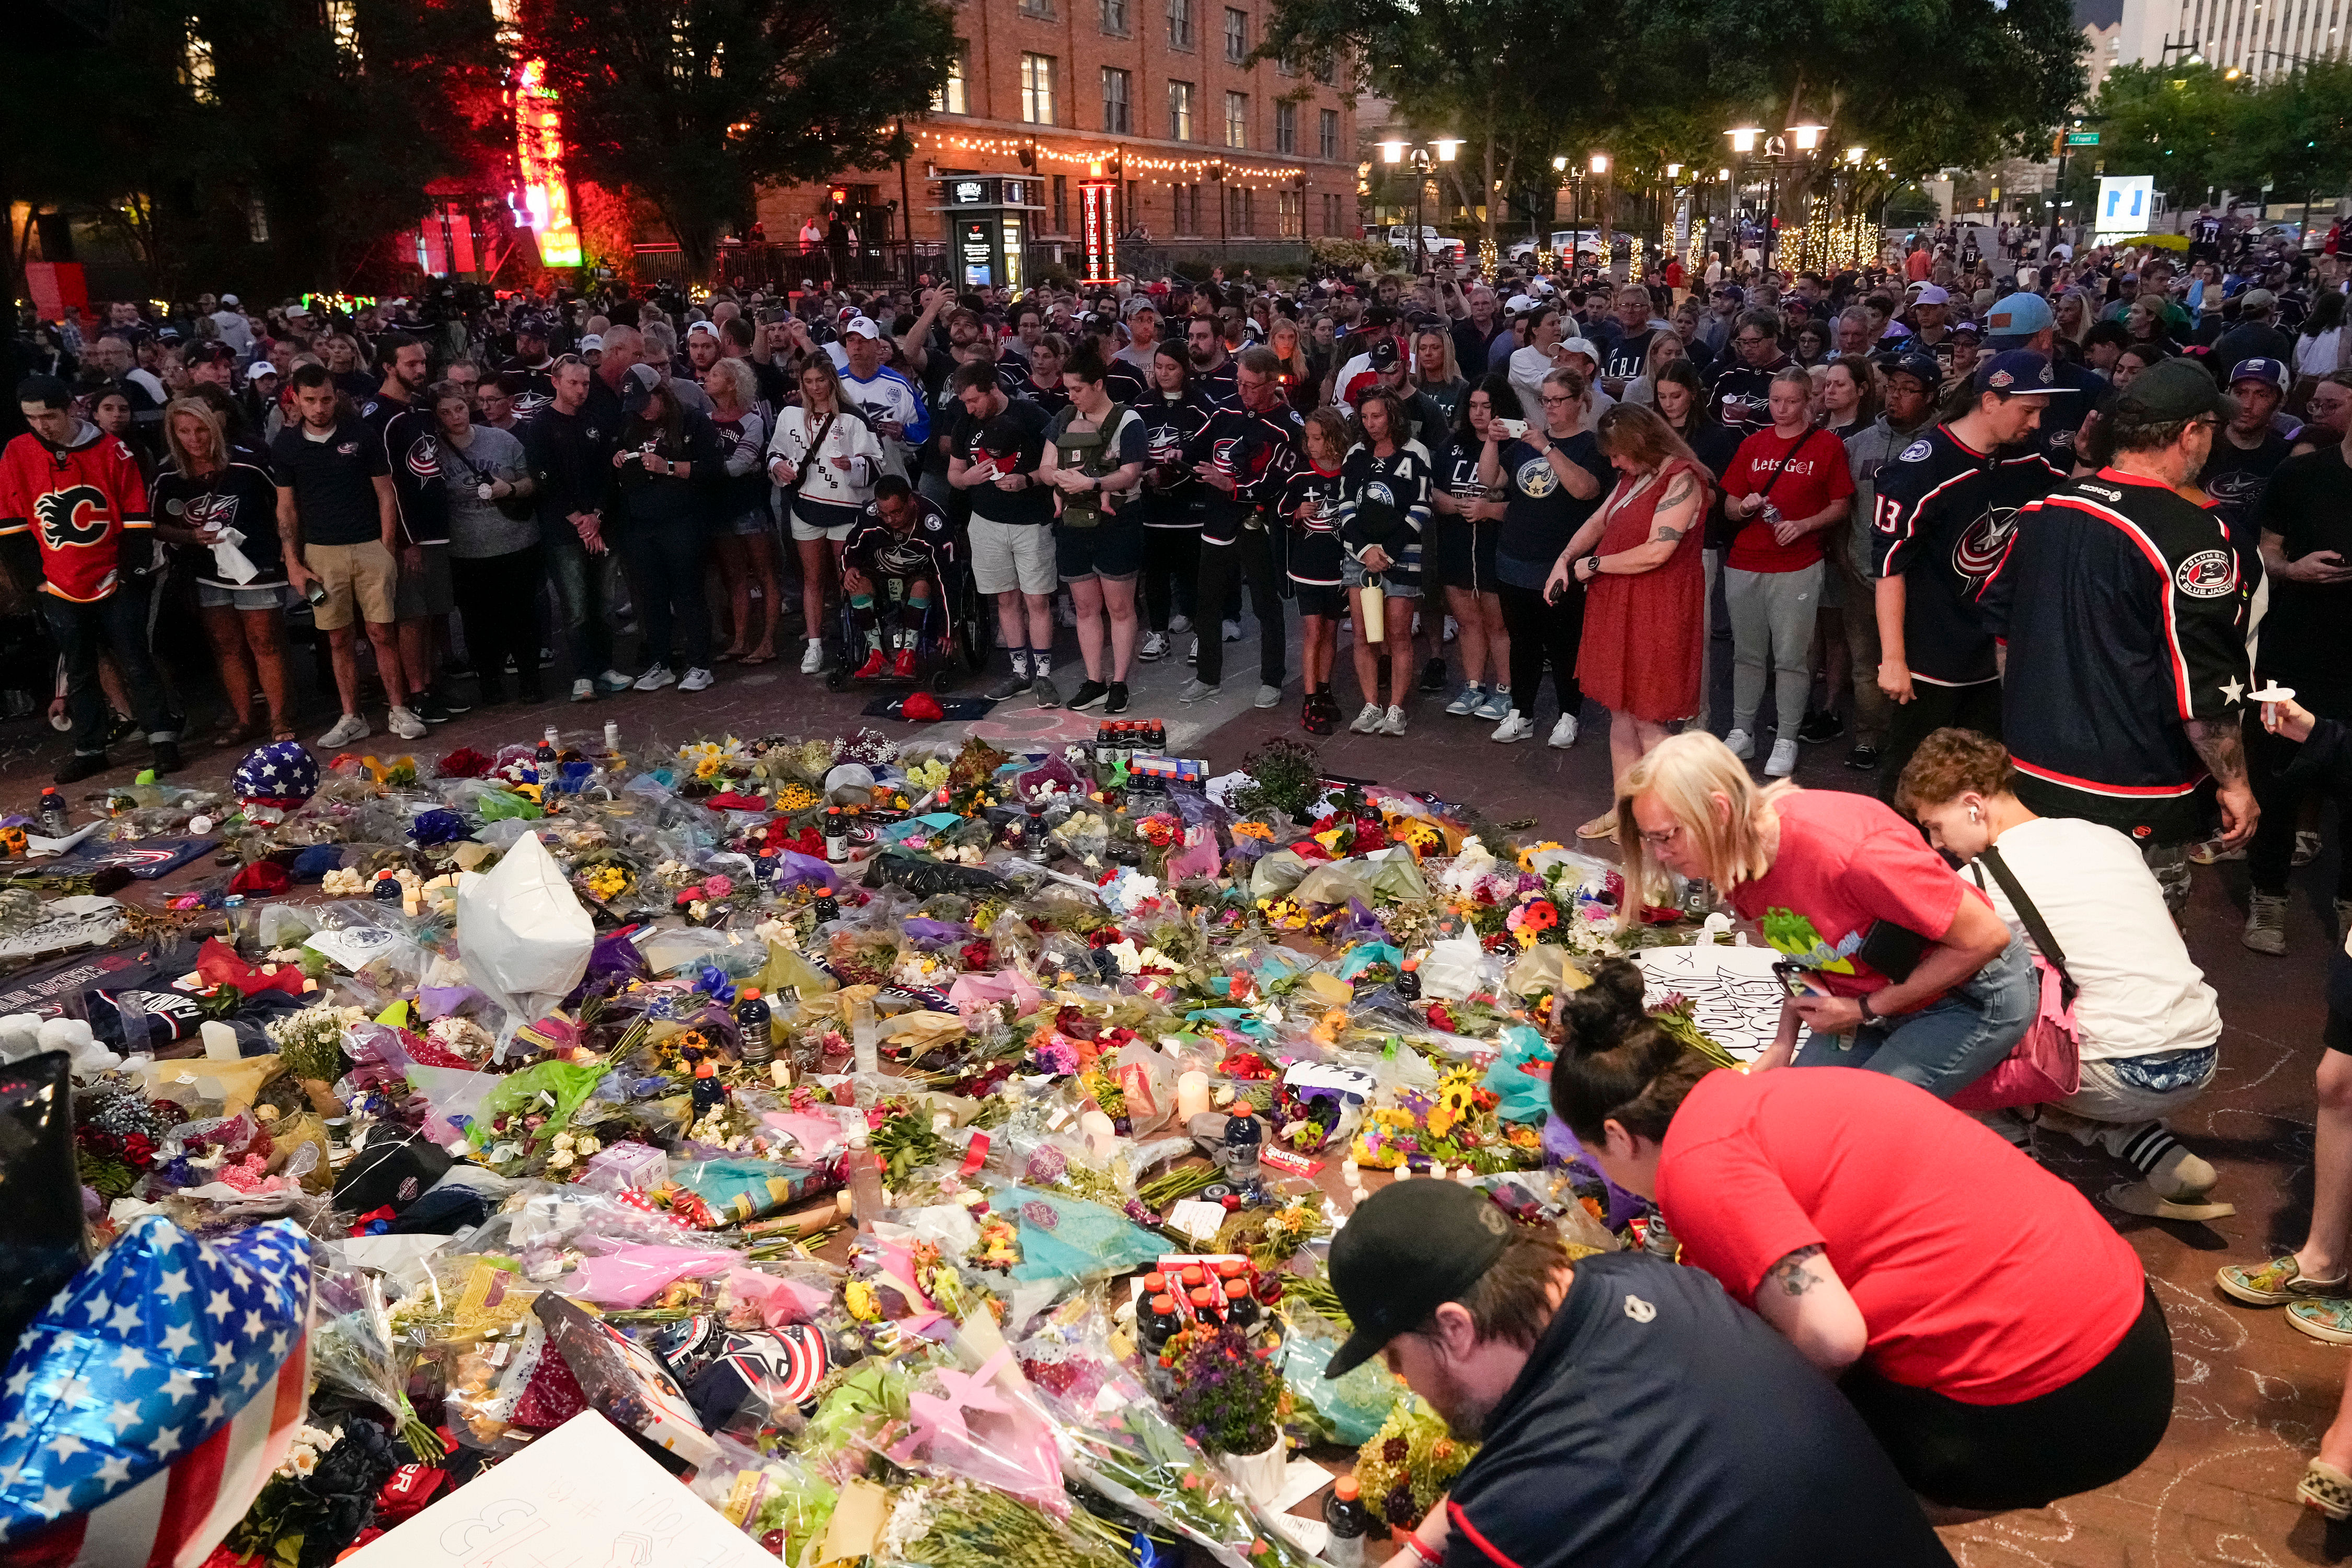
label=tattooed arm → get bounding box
[1574,465,1709,585]
[1748,1241,1870,1373]
[2188,716,2258,849]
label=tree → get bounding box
[2217,61,2352,216]
[518,0,958,282]
[2083,62,2242,210]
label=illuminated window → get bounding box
[1224,6,1248,61]
[325,0,359,58]
[1169,79,1194,140]
[1277,188,1301,236]
[181,26,217,102]
[1021,53,1056,124]
[1224,89,1248,148]
[931,45,967,113]
[1102,67,1131,133]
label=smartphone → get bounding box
[1493,418,1529,439]
[1769,961,1821,1000]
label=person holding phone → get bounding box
[1479,367,1605,747]
[1614,730,2036,1099]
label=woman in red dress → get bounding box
[1546,404,1711,840]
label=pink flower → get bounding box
[704,875,734,898]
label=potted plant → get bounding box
[1163,1320,1292,1504]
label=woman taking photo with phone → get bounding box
[1480,367,1606,747]
[1615,730,2036,1098]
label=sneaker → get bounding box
[1723,728,1755,760]
[319,712,371,748]
[677,667,715,692]
[1168,614,1193,635]
[2290,1298,2352,1345]
[1443,615,1460,643]
[1105,682,1130,714]
[2296,829,2324,868]
[1796,709,1843,744]
[1548,713,1579,749]
[2243,890,2289,955]
[891,649,916,679]
[1350,702,1384,734]
[1069,679,1110,711]
[1473,687,1512,722]
[571,677,596,702]
[1381,705,1408,736]
[53,751,109,784]
[852,648,887,679]
[102,710,137,747]
[1031,673,1061,708]
[1845,742,1880,771]
[538,647,555,665]
[2219,1254,2352,1306]
[412,695,452,725]
[800,641,825,675]
[598,668,635,693]
[985,671,1030,700]
[1419,657,1448,693]
[1446,684,1485,717]
[1139,631,1170,661]
[386,706,429,741]
[634,666,677,691]
[1185,638,1201,665]
[149,739,181,775]
[1491,710,1535,743]
[2299,1457,2352,1521]
[1223,619,1243,642]
[1765,737,1799,777]
[1302,695,1332,735]
[435,685,474,717]
[2188,837,2248,864]
[1179,678,1220,702]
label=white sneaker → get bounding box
[1223,619,1243,642]
[1255,684,1283,709]
[634,666,676,691]
[1765,737,1799,777]
[1443,615,1459,643]
[318,712,370,747]
[571,677,595,702]
[1381,705,1408,736]
[1491,710,1535,743]
[1139,631,1170,661]
[597,668,635,693]
[1724,728,1755,760]
[1185,638,1201,664]
[800,640,825,675]
[386,705,428,741]
[677,667,714,692]
[1169,613,1193,635]
[1350,702,1385,734]
[1548,713,1578,748]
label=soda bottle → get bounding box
[1223,1276,1258,1329]
[735,987,773,1065]
[1223,1104,1263,1181]
[37,788,67,839]
[537,726,559,766]
[1140,1294,1179,1351]
[1322,1477,1372,1568]
[1095,722,1114,769]
[1397,957,1422,1000]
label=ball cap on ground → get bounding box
[1325,1179,1514,1377]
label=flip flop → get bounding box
[2300,1459,2352,1521]
[739,650,774,666]
[2105,1181,2234,1224]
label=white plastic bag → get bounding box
[454,831,593,1044]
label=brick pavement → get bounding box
[5,622,2352,1564]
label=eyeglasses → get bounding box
[1636,823,1684,850]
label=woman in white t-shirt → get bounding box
[1896,727,2227,1221]
[768,358,882,674]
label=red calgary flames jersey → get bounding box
[0,428,151,602]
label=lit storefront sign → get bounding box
[1079,161,1116,285]
[514,57,583,268]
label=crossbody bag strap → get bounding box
[1974,846,2078,1006]
[796,412,836,489]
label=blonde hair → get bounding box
[1413,327,1459,387]
[162,395,227,477]
[1612,732,1797,928]
[704,354,757,411]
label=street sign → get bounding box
[2066,131,2101,146]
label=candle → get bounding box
[1176,1070,1212,1122]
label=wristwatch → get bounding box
[1857,992,1877,1022]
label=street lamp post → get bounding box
[1379,136,1460,267]
[1724,120,1825,270]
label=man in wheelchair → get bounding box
[841,474,961,679]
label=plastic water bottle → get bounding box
[37,788,67,839]
[851,995,880,1076]
[1322,1477,1371,1568]
[846,1129,886,1229]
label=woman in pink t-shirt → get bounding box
[1613,730,2036,1099]
[1547,958,2170,1514]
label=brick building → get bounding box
[755,0,1358,268]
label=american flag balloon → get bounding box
[0,1217,312,1564]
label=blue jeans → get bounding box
[620,516,711,672]
[42,582,174,756]
[1795,932,2037,1100]
[545,537,615,680]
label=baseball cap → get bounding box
[220,294,240,308]
[1974,349,2073,396]
[1325,1179,1517,1377]
[1369,339,1402,371]
[842,316,884,340]
[1504,294,1539,314]
[1362,304,1400,327]
[578,333,605,353]
[618,361,662,416]
[686,320,720,339]
[2230,356,2290,391]
[1560,336,1601,364]
[1983,292,2054,343]
[2239,287,2278,313]
[1949,320,1983,341]
[2116,355,2232,422]
[515,314,552,338]
[1913,284,1951,306]
[1889,351,1944,389]
[189,340,237,366]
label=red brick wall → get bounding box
[755,0,1356,250]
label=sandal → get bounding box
[739,648,775,666]
[1575,811,1619,841]
[2216,1254,2351,1306]
[2301,1459,2352,1520]
[211,719,261,750]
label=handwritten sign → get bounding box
[1633,942,1786,1063]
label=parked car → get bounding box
[1383,225,1466,262]
[1506,229,1629,263]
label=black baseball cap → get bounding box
[1324,1179,1515,1377]
[1973,349,2072,397]
[1888,351,1943,390]
[618,361,662,415]
[1369,339,1402,371]
[1362,304,1400,327]
[2115,356,2233,422]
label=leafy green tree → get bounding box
[2218,61,2352,213]
[2082,62,2241,209]
[517,0,958,282]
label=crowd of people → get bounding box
[5,210,2352,1540]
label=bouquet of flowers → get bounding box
[1163,1321,1289,1457]
[1352,1398,1475,1530]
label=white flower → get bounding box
[551,1132,575,1151]
[546,1150,575,1170]
[575,1136,600,1156]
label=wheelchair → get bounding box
[823,545,991,695]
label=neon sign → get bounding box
[1080,176,1116,285]
[514,57,583,268]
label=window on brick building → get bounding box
[1274,99,1295,153]
[1318,107,1338,159]
[929,45,968,114]
[1223,89,1247,148]
[1168,79,1194,140]
[1168,0,1193,48]
[1102,66,1131,132]
[1101,0,1129,32]
[1020,53,1056,123]
[1224,6,1247,61]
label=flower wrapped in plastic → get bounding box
[310,1266,445,1461]
[1352,1396,1476,1531]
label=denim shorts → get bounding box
[1794,932,2038,1100]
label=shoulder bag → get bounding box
[1945,845,2083,1111]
